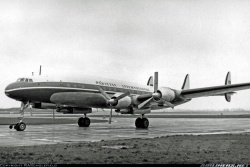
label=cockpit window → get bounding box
[17,78,33,82]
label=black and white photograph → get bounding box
[1,0,250,165]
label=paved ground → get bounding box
[1,113,250,147]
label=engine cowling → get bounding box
[111,93,132,109]
[156,87,176,102]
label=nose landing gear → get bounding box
[9,102,29,131]
[9,122,26,131]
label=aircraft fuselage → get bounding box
[5,77,157,109]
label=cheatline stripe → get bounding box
[4,86,140,95]
[5,87,99,92]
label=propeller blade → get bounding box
[106,91,130,106]
[29,105,33,116]
[154,72,158,93]
[98,87,111,100]
[138,97,153,109]
[116,91,130,101]
[109,108,112,124]
[52,109,55,122]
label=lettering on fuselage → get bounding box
[122,85,149,91]
[96,81,117,87]
[95,81,149,92]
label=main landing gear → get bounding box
[9,102,29,131]
[78,114,91,127]
[135,115,149,129]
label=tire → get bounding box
[78,117,84,127]
[83,117,90,127]
[135,118,142,128]
[78,117,91,127]
[15,122,26,131]
[14,124,18,130]
[141,118,149,129]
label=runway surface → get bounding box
[1,115,250,147]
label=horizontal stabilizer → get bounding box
[181,71,250,100]
[213,92,236,96]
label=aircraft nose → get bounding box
[5,82,16,97]
[5,84,11,97]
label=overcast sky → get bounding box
[1,0,250,110]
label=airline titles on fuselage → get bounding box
[96,81,149,91]
[96,81,117,87]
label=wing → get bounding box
[181,82,250,99]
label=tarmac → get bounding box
[1,111,250,147]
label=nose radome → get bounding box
[5,83,12,96]
[5,86,10,97]
[5,82,17,97]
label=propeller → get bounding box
[138,72,174,109]
[98,87,130,124]
[52,109,55,122]
[109,108,112,124]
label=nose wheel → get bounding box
[9,122,26,131]
[135,117,149,129]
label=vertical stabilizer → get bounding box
[225,72,231,102]
[225,71,231,85]
[39,65,41,75]
[147,76,153,86]
[182,74,190,90]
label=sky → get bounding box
[1,0,250,110]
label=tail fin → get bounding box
[147,76,153,86]
[182,74,190,90]
[225,72,231,102]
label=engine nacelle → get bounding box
[111,93,132,109]
[157,87,176,102]
[114,96,132,109]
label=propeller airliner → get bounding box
[4,71,250,131]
